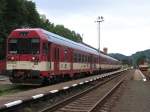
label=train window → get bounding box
[31,39,40,54]
[54,48,59,60]
[96,57,98,63]
[8,38,40,54]
[64,48,68,61]
[83,55,85,62]
[73,53,77,62]
[78,54,81,62]
[54,48,57,60]
[43,43,48,54]
[85,56,87,62]
[76,53,78,62]
[75,54,78,62]
[95,58,97,63]
[91,57,93,63]
[18,39,31,54]
[57,48,59,60]
[76,54,79,62]
[84,55,86,62]
[82,55,84,62]
[87,56,89,62]
[85,55,88,63]
[8,39,18,54]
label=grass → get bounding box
[0,84,36,96]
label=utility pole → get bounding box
[95,16,104,52]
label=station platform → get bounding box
[0,70,125,109]
[133,69,146,81]
[111,69,150,112]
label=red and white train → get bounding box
[6,28,121,85]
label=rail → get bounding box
[39,71,127,112]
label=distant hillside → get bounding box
[109,49,150,66]
[108,53,132,65]
[131,49,150,59]
[131,49,150,67]
[109,53,128,61]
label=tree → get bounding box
[24,0,42,27]
[0,0,7,59]
[135,54,146,66]
[0,0,83,60]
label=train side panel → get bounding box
[0,60,6,74]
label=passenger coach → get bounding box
[6,28,121,85]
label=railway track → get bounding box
[39,70,129,112]
[0,69,129,112]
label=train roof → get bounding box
[41,29,100,55]
[13,28,119,62]
[42,29,120,62]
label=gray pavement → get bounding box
[111,69,150,112]
[0,70,124,108]
[0,75,11,84]
[0,75,8,81]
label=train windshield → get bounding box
[8,38,40,54]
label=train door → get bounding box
[42,42,51,73]
[89,54,93,73]
[54,47,60,73]
[70,49,73,71]
[47,43,51,70]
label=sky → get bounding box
[33,0,150,56]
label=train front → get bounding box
[6,29,47,85]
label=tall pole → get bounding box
[96,16,104,52]
[98,21,100,52]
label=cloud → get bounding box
[35,0,150,55]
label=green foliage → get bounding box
[53,25,82,42]
[135,54,146,65]
[0,0,82,60]
[131,50,150,67]
[109,49,150,67]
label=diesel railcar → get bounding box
[6,28,121,85]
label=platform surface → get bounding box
[112,70,150,112]
[0,70,123,108]
[133,69,146,81]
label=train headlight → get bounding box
[11,56,14,60]
[32,56,39,62]
[32,57,35,60]
[7,56,15,61]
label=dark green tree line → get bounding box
[0,0,82,59]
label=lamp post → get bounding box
[95,16,104,52]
